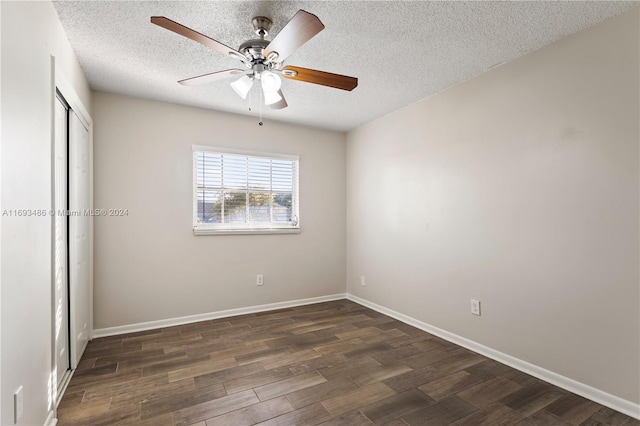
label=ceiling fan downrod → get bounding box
[252,16,272,39]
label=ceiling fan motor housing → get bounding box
[238,16,284,70]
[239,39,269,62]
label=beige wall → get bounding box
[1,1,91,424]
[347,8,639,405]
[92,92,346,329]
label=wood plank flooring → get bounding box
[57,300,639,425]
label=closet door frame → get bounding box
[52,64,93,406]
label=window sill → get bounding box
[193,227,301,236]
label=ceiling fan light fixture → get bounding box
[230,75,254,99]
[263,89,283,105]
[261,71,282,92]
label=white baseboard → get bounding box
[346,293,640,420]
[92,293,347,338]
[44,409,57,426]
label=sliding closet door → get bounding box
[54,95,70,386]
[69,110,90,368]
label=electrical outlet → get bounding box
[14,386,23,423]
[360,276,366,286]
[256,274,264,286]
[471,299,481,316]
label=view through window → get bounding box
[193,147,299,234]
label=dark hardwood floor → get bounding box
[57,300,639,425]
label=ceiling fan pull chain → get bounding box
[259,88,264,126]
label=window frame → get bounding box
[192,145,301,235]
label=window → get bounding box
[193,146,300,235]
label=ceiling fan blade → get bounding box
[269,90,288,110]
[151,17,247,61]
[264,10,324,62]
[178,69,246,86]
[282,66,358,91]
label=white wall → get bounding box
[0,1,91,424]
[92,92,346,329]
[347,8,639,406]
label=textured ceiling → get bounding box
[52,1,637,131]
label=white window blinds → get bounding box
[193,146,299,234]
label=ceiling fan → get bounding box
[151,10,358,110]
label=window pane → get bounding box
[223,191,247,223]
[248,157,271,191]
[249,192,272,222]
[273,192,293,222]
[196,152,222,188]
[272,160,293,192]
[196,152,204,186]
[223,155,247,189]
[196,190,222,223]
[203,153,222,188]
